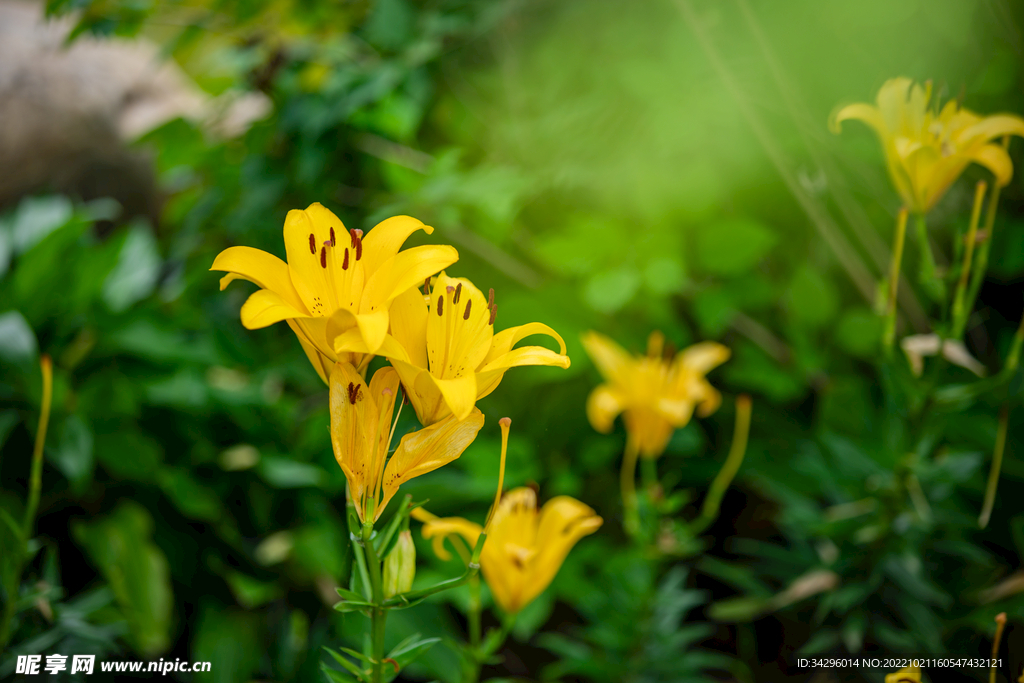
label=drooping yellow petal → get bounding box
[325,307,391,355]
[360,215,434,269]
[586,385,628,434]
[211,246,307,312]
[378,408,485,518]
[476,346,572,401]
[419,516,483,561]
[829,102,887,136]
[427,374,479,422]
[971,143,1014,187]
[240,289,308,329]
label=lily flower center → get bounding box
[427,280,495,380]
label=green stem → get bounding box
[964,179,1004,331]
[362,522,387,683]
[468,575,481,647]
[620,437,640,536]
[691,396,752,535]
[884,209,909,352]
[952,181,988,338]
[915,213,937,285]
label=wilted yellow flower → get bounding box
[329,361,483,522]
[211,203,458,383]
[416,488,602,615]
[885,664,921,683]
[831,78,1024,214]
[581,330,729,458]
[382,273,570,425]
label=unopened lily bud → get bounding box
[383,530,416,598]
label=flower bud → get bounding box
[382,530,416,598]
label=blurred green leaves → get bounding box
[73,502,173,656]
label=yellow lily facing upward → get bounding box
[831,77,1024,214]
[415,487,602,615]
[582,330,729,459]
[211,203,458,383]
[383,272,570,425]
[329,361,483,522]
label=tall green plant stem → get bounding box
[952,181,988,337]
[620,436,640,536]
[914,213,941,299]
[884,208,909,352]
[964,169,1007,332]
[362,521,388,683]
[978,405,1009,529]
[0,356,52,650]
[691,395,752,534]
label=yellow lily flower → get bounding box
[885,664,921,683]
[415,487,602,615]
[382,272,570,425]
[211,203,458,383]
[831,77,1024,214]
[329,361,483,522]
[581,330,729,459]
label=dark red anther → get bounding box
[463,299,472,320]
[423,277,431,295]
[488,303,497,325]
[487,288,495,309]
[330,227,336,246]
[342,248,350,270]
[309,233,316,254]
[320,246,327,269]
[437,295,444,316]
[454,283,462,304]
[347,382,362,405]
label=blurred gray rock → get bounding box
[0,0,270,228]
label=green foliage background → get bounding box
[3,0,1024,681]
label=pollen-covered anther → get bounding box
[436,295,444,316]
[342,248,350,270]
[350,229,364,261]
[308,233,316,254]
[454,283,462,304]
[320,246,327,269]
[422,277,431,295]
[346,382,363,405]
[463,299,472,320]
[487,288,495,309]
[489,303,498,325]
[330,227,336,246]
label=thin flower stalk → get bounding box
[979,405,1009,529]
[884,208,909,352]
[965,136,1012,327]
[691,395,752,534]
[952,180,989,337]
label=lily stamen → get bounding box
[488,304,497,326]
[463,300,472,320]
[308,233,316,254]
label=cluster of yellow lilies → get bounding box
[211,203,601,616]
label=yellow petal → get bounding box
[653,395,697,426]
[580,331,634,384]
[426,274,494,379]
[360,215,434,270]
[378,408,484,515]
[427,373,479,423]
[487,322,568,363]
[475,346,572,401]
[420,516,483,561]
[361,245,459,310]
[331,328,411,364]
[365,367,401,514]
[958,114,1024,144]
[329,362,375,521]
[389,358,447,426]
[829,102,886,136]
[519,497,601,610]
[677,341,730,375]
[283,205,348,309]
[971,143,1014,187]
[885,665,921,683]
[695,385,722,418]
[875,77,914,132]
[586,385,626,434]
[388,287,430,369]
[211,246,307,312]
[325,307,390,355]
[623,408,675,458]
[240,289,308,329]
